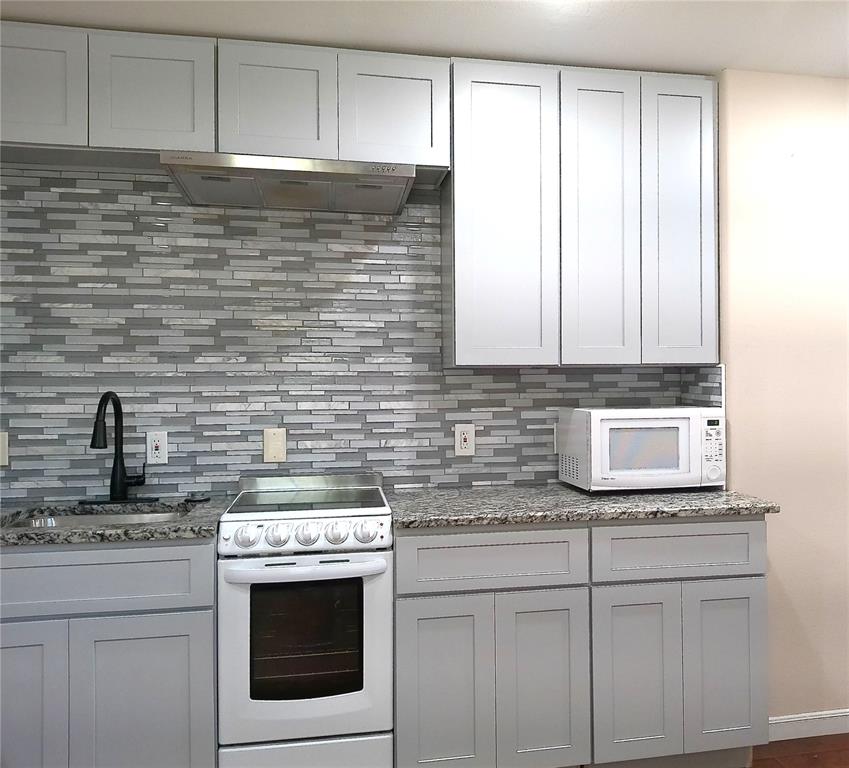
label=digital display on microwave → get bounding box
[707,419,720,426]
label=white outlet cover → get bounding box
[0,432,8,467]
[264,428,287,462]
[146,431,168,465]
[454,423,476,456]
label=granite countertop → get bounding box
[386,484,779,528]
[0,496,232,546]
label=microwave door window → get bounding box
[608,426,681,471]
[249,578,364,701]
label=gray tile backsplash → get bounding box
[0,167,720,504]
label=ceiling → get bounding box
[2,0,848,78]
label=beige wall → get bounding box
[719,69,849,716]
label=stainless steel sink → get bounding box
[7,502,193,528]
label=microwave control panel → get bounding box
[701,416,726,485]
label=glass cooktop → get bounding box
[228,487,386,514]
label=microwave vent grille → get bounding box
[559,454,581,483]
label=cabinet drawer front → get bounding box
[396,529,588,595]
[592,521,766,582]
[0,542,214,618]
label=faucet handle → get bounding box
[128,462,146,487]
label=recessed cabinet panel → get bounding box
[217,40,338,158]
[69,611,215,768]
[592,582,684,763]
[561,69,640,364]
[683,578,768,752]
[0,620,69,768]
[396,594,496,767]
[88,31,215,150]
[641,76,718,364]
[0,22,88,145]
[338,51,449,165]
[495,589,591,768]
[450,60,560,366]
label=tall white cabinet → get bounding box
[446,60,561,366]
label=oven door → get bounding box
[217,551,393,745]
[591,410,702,489]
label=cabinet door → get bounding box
[396,594,495,767]
[495,589,591,768]
[68,611,215,768]
[0,22,88,146]
[683,578,768,752]
[0,620,69,768]
[641,76,718,364]
[451,60,560,366]
[561,69,641,364]
[338,51,449,165]
[88,31,215,151]
[218,40,338,158]
[592,582,684,763]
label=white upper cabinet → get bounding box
[338,51,449,165]
[0,22,88,145]
[641,75,718,364]
[217,40,338,158]
[88,31,215,151]
[448,60,560,366]
[561,69,641,364]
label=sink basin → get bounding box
[6,501,194,529]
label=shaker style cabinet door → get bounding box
[88,31,215,151]
[561,69,641,364]
[495,589,591,768]
[396,594,496,767]
[592,582,684,763]
[68,611,215,768]
[641,75,718,364]
[218,40,338,158]
[682,578,768,753]
[0,22,88,145]
[450,60,560,366]
[0,620,70,768]
[338,51,449,165]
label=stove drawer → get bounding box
[219,733,393,768]
[396,527,589,595]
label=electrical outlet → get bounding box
[264,428,287,462]
[146,431,168,464]
[454,423,476,456]
[552,423,558,454]
[0,432,8,467]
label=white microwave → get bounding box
[556,407,725,492]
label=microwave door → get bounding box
[592,416,702,489]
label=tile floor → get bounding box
[753,733,849,767]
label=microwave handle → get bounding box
[220,558,387,585]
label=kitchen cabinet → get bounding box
[396,593,496,767]
[591,582,685,763]
[69,611,215,768]
[560,69,641,364]
[0,22,88,146]
[88,30,215,151]
[445,59,560,366]
[217,40,338,158]
[641,75,718,364]
[0,620,69,768]
[338,51,449,165]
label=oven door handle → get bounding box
[219,558,388,585]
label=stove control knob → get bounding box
[265,523,291,548]
[324,521,349,545]
[295,521,321,547]
[353,520,379,544]
[234,524,260,549]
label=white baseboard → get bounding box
[769,708,849,741]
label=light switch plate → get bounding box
[0,432,8,467]
[264,428,287,462]
[454,423,475,456]
[146,431,168,464]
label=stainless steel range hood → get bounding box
[160,151,419,215]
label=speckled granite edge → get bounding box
[0,497,231,546]
[386,485,779,528]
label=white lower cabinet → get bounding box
[0,620,70,768]
[395,588,591,768]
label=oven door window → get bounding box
[250,577,363,700]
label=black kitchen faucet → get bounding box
[89,391,146,502]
